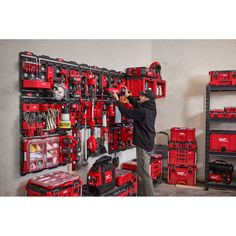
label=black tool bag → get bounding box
[87,155,116,195]
[209,160,234,174]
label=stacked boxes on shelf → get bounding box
[168,127,197,186]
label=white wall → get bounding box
[152,40,236,179]
[0,40,151,196]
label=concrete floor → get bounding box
[154,183,236,196]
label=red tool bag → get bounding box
[25,171,82,196]
[210,131,236,152]
[170,127,196,143]
[87,155,116,194]
[208,160,234,184]
[168,165,196,186]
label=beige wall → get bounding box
[152,40,236,179]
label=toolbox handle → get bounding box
[156,131,169,143]
[95,155,112,165]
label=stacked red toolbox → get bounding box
[25,171,82,196]
[168,127,197,186]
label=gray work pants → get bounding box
[136,146,154,196]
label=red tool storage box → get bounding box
[22,137,60,175]
[170,127,196,143]
[168,165,196,186]
[126,77,166,99]
[116,169,134,186]
[168,142,197,150]
[25,171,82,196]
[224,107,236,113]
[209,131,236,152]
[126,67,156,78]
[209,70,236,86]
[169,149,196,165]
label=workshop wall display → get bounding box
[20,51,166,175]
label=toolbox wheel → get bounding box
[112,156,119,168]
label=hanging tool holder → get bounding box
[20,52,166,175]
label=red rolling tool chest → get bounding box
[168,149,196,165]
[167,165,196,186]
[121,154,163,181]
[25,171,82,196]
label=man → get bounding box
[113,88,157,196]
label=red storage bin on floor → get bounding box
[168,149,196,165]
[168,165,196,186]
[170,127,196,143]
[210,132,236,152]
[25,171,82,196]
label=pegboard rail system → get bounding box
[19,51,166,175]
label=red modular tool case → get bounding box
[168,165,196,186]
[116,169,134,186]
[25,171,82,196]
[170,127,196,143]
[126,67,157,78]
[126,77,165,98]
[22,137,60,174]
[168,142,197,150]
[209,70,236,86]
[224,107,236,113]
[168,149,196,165]
[209,131,236,152]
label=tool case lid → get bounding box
[28,171,81,190]
[115,169,132,176]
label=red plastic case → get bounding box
[22,137,60,174]
[170,127,196,143]
[168,165,196,186]
[126,67,156,78]
[209,71,236,86]
[210,132,236,152]
[168,142,197,150]
[121,154,163,181]
[116,169,134,186]
[25,171,82,196]
[168,149,196,165]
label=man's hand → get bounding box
[125,87,130,98]
[112,92,119,101]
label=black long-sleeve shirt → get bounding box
[116,95,157,152]
[116,96,145,122]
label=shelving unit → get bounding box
[205,85,236,190]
